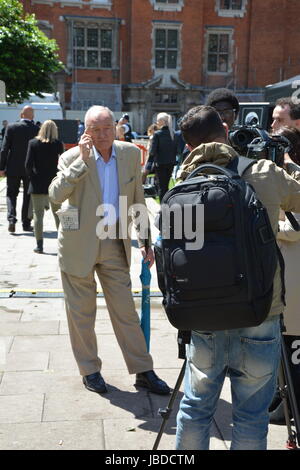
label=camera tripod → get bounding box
[153,318,300,450]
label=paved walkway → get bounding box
[0,178,289,450]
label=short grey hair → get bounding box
[85,106,115,127]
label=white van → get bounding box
[0,93,63,125]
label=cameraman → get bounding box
[269,126,300,424]
[205,88,239,130]
[175,106,300,450]
[271,97,300,133]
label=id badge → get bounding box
[56,205,79,231]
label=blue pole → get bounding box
[139,259,151,352]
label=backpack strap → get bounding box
[276,245,286,306]
[187,156,256,181]
[186,163,239,180]
[229,157,288,305]
[226,156,257,177]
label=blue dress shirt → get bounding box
[93,145,119,226]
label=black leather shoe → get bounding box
[23,224,33,232]
[8,222,15,233]
[83,372,107,394]
[135,370,170,395]
[33,240,43,254]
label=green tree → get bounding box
[0,0,63,103]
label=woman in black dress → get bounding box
[144,112,177,202]
[25,120,64,253]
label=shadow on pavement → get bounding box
[98,383,183,437]
[96,382,232,443]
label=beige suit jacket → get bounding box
[49,140,151,278]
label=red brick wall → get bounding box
[22,0,300,92]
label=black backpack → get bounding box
[154,156,283,331]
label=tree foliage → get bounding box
[0,0,63,103]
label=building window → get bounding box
[216,0,247,17]
[73,26,112,69]
[220,0,242,9]
[155,29,178,69]
[150,0,184,11]
[204,27,234,74]
[154,92,178,103]
[207,33,229,72]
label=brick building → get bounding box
[22,0,300,132]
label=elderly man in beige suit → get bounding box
[49,106,170,395]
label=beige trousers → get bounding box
[31,194,60,241]
[61,238,153,376]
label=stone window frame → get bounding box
[204,26,234,75]
[31,0,112,9]
[152,21,182,73]
[154,91,178,104]
[150,0,184,12]
[73,25,113,69]
[65,16,120,71]
[215,0,248,18]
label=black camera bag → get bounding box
[155,156,283,331]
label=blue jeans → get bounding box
[176,315,281,450]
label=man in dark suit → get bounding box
[0,106,39,232]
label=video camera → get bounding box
[229,125,300,232]
[229,126,291,167]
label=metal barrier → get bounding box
[133,139,149,166]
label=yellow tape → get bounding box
[0,288,161,293]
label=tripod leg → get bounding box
[152,359,187,451]
[278,361,297,449]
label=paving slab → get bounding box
[48,350,78,372]
[1,351,49,373]
[0,421,105,450]
[0,370,86,395]
[43,389,152,423]
[0,321,59,336]
[10,334,71,353]
[0,393,44,424]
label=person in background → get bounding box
[143,112,177,202]
[25,120,63,254]
[268,125,300,424]
[142,123,159,186]
[145,123,158,165]
[115,119,126,141]
[0,120,8,150]
[118,114,133,142]
[173,128,187,179]
[1,120,8,140]
[271,97,300,133]
[205,88,240,131]
[0,106,39,233]
[77,119,85,142]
